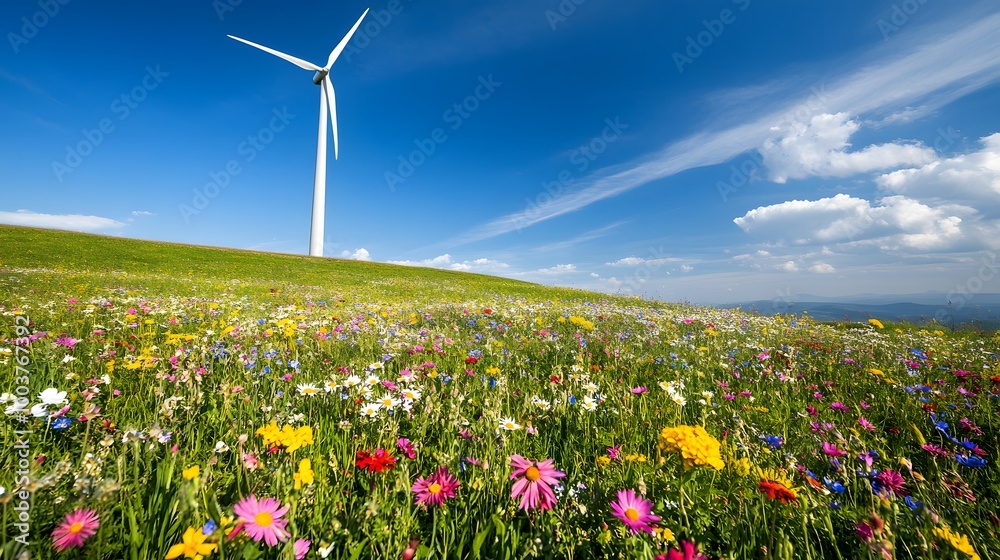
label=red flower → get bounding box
[355,448,397,473]
[465,357,478,364]
[483,308,493,314]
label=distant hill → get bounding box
[718,297,1000,331]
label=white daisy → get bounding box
[359,402,382,417]
[498,417,521,431]
[297,383,322,396]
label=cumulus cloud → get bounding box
[733,193,968,250]
[0,209,127,232]
[680,264,694,272]
[876,132,1000,211]
[389,254,454,267]
[387,254,511,272]
[449,258,510,272]
[809,262,836,273]
[759,113,936,183]
[340,248,372,261]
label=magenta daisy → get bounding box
[233,495,290,546]
[51,508,99,552]
[412,466,460,507]
[610,489,661,534]
[294,538,311,560]
[509,454,565,511]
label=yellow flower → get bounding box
[165,527,217,559]
[729,457,752,477]
[294,458,315,489]
[933,526,979,560]
[596,456,611,467]
[868,318,884,329]
[182,466,200,480]
[658,425,725,470]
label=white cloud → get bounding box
[590,272,600,277]
[130,210,154,217]
[680,264,694,272]
[449,11,1000,245]
[389,254,453,268]
[0,209,127,232]
[759,113,935,183]
[449,258,510,272]
[780,260,799,272]
[809,262,836,273]
[733,193,968,251]
[876,133,1000,209]
[340,248,371,261]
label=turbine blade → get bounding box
[325,8,370,69]
[323,78,339,159]
[227,35,322,71]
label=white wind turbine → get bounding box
[228,8,369,257]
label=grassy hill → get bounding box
[0,225,614,304]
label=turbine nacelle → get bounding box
[312,69,328,85]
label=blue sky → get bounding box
[3,0,1000,304]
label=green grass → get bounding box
[1,224,999,560]
[0,225,608,303]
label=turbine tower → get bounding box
[228,8,369,257]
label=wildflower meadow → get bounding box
[1,225,999,559]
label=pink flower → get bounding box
[412,466,460,507]
[856,522,874,542]
[610,489,660,534]
[509,455,565,511]
[631,386,648,394]
[922,444,950,457]
[397,438,416,460]
[658,540,708,560]
[52,509,99,551]
[294,539,311,560]
[822,442,846,457]
[858,416,876,431]
[875,469,907,496]
[233,495,290,546]
[830,402,849,412]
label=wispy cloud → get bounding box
[0,210,126,232]
[449,9,1000,245]
[532,220,628,252]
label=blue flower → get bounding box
[202,520,217,535]
[904,496,923,511]
[762,435,783,449]
[52,417,72,430]
[955,455,987,468]
[823,477,846,493]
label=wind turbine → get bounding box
[228,8,369,257]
